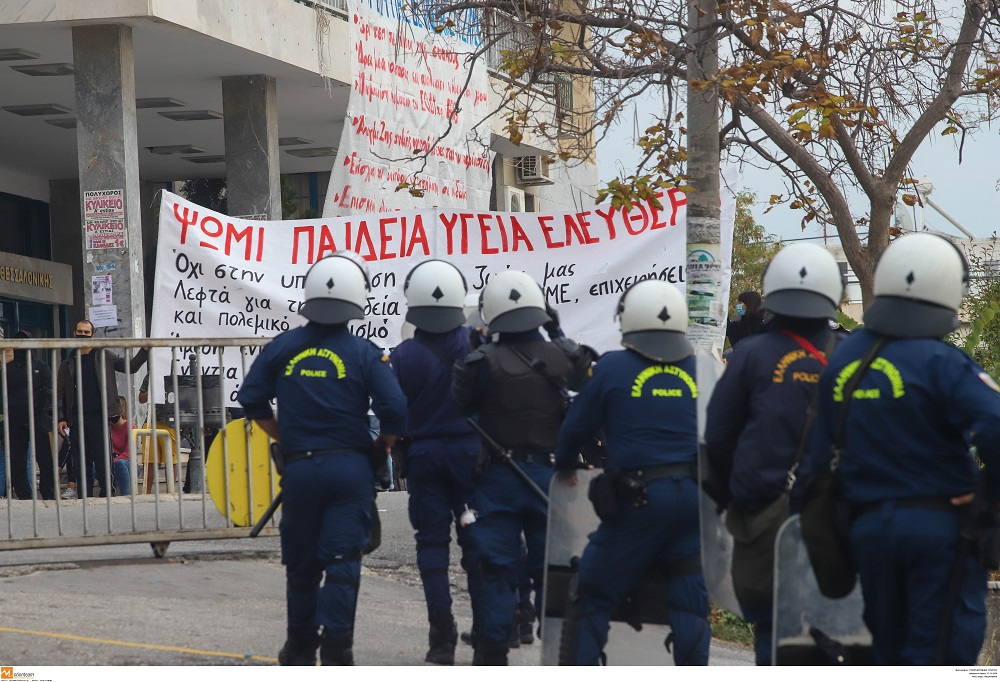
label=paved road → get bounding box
[0,491,754,666]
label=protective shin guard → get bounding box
[425,614,458,665]
[472,639,509,666]
[278,629,319,666]
[320,629,354,666]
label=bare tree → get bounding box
[409,0,1000,305]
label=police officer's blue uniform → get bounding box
[390,326,482,658]
[803,328,1000,664]
[238,322,406,663]
[555,349,710,665]
[704,317,838,664]
[452,328,592,664]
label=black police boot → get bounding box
[517,601,536,645]
[425,614,458,665]
[319,629,354,666]
[277,628,319,666]
[507,608,521,649]
[472,639,509,666]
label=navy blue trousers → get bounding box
[468,460,551,645]
[405,437,482,622]
[851,504,986,664]
[280,451,373,638]
[573,476,710,665]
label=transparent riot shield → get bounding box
[773,515,873,665]
[541,470,676,665]
[541,469,601,665]
[695,351,742,616]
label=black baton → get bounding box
[250,491,282,538]
[466,417,549,505]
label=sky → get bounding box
[597,108,1000,246]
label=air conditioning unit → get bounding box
[515,156,554,186]
[504,186,526,212]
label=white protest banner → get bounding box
[323,0,492,216]
[152,189,694,405]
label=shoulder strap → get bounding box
[780,329,829,367]
[832,336,889,467]
[785,333,839,491]
[508,343,570,399]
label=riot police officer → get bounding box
[390,259,482,665]
[554,279,711,665]
[804,233,1000,664]
[238,252,407,666]
[703,243,846,665]
[451,270,594,665]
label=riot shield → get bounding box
[773,515,872,665]
[695,352,742,616]
[542,470,679,665]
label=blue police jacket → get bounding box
[237,322,407,454]
[390,326,474,440]
[803,328,1000,504]
[555,349,697,470]
[705,318,837,512]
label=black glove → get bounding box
[543,302,562,338]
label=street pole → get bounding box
[686,0,724,358]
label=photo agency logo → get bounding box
[0,669,33,679]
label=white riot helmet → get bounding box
[864,232,969,338]
[617,279,693,363]
[762,243,845,319]
[480,270,551,334]
[403,260,468,333]
[300,251,370,324]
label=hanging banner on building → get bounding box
[152,189,705,404]
[322,0,492,216]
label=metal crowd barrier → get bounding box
[0,337,277,557]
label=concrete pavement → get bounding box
[0,490,754,666]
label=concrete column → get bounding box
[223,75,281,220]
[72,24,145,340]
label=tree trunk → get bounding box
[686,0,723,356]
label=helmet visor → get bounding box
[300,299,364,325]
[863,296,959,338]
[762,290,837,320]
[487,307,551,334]
[621,330,693,364]
[405,307,467,334]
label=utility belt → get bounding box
[491,449,555,466]
[271,446,366,474]
[588,461,697,522]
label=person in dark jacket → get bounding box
[725,290,765,348]
[56,320,147,498]
[803,233,1000,664]
[451,270,595,665]
[238,252,407,667]
[390,259,482,665]
[555,279,711,665]
[704,244,846,665]
[4,330,56,499]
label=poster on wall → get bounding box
[83,189,127,249]
[151,187,710,405]
[322,0,493,216]
[91,274,113,305]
